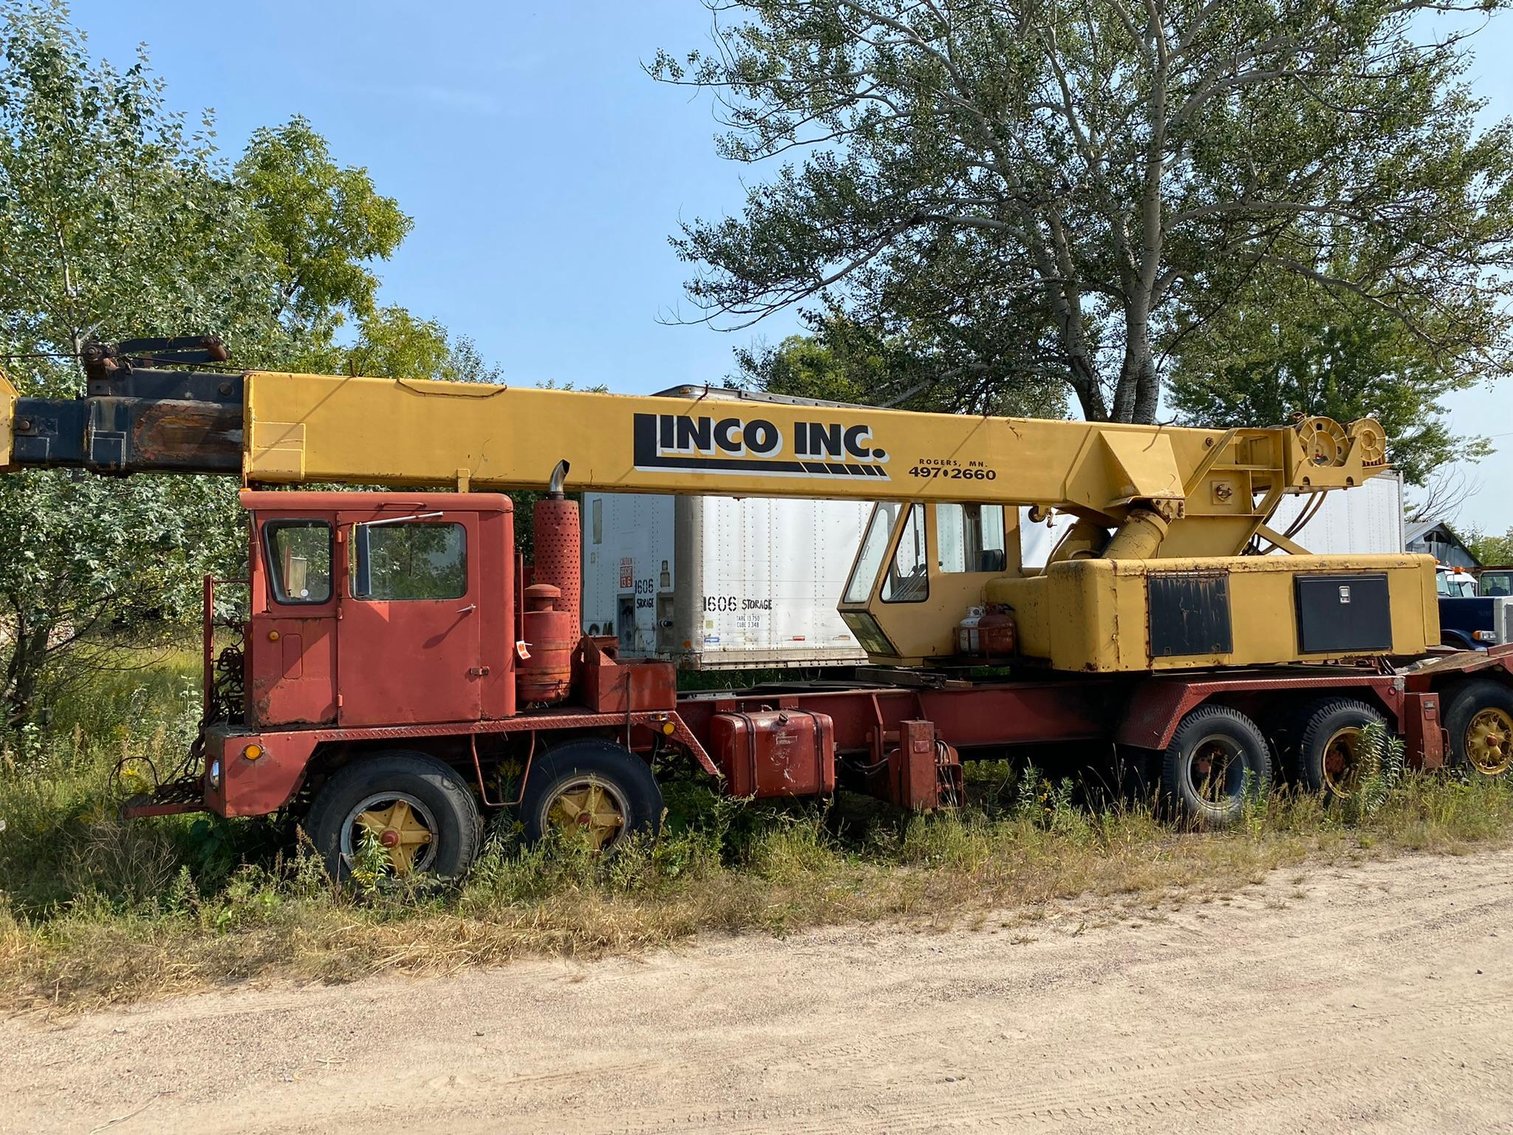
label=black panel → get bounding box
[1295,573,1393,653]
[1148,572,1233,657]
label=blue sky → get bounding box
[65,0,1513,535]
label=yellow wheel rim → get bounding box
[546,777,628,850]
[1466,708,1513,776]
[1320,727,1367,799]
[352,796,435,875]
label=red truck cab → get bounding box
[244,491,517,728]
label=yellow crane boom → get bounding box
[241,370,1387,559]
[1,345,1432,672]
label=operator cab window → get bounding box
[353,521,467,600]
[882,503,928,603]
[844,502,901,604]
[936,503,1007,573]
[264,520,333,605]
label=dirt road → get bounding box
[4,848,1512,1134]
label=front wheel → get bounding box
[520,739,663,851]
[1160,705,1273,828]
[306,751,482,881]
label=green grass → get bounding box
[2,650,1511,1012]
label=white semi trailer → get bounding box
[582,471,1405,671]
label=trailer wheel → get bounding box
[1160,705,1272,828]
[306,751,482,881]
[1294,699,1387,801]
[1444,680,1513,779]
[520,739,663,851]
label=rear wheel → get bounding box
[1160,705,1273,828]
[1293,699,1387,802]
[1444,680,1513,780]
[307,751,482,881]
[521,739,663,851]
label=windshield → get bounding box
[843,502,901,604]
[1438,571,1477,598]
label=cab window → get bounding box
[264,520,332,605]
[353,521,467,600]
[936,503,1007,573]
[882,503,928,603]
[844,502,901,604]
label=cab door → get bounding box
[337,510,483,727]
[248,517,339,727]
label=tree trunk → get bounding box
[1113,337,1161,425]
[3,613,52,729]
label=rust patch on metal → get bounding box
[130,401,242,470]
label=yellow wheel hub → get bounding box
[1321,728,1366,799]
[356,799,434,875]
[548,780,626,850]
[1466,708,1513,776]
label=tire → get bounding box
[520,739,663,851]
[1443,679,1513,780]
[1160,705,1273,828]
[306,750,482,881]
[1293,698,1387,801]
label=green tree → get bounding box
[0,5,279,370]
[0,1,280,727]
[736,309,1066,417]
[1469,528,1513,566]
[235,114,412,361]
[0,2,427,728]
[1166,266,1487,483]
[317,305,504,382]
[653,1,1513,425]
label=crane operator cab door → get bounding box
[837,501,1017,666]
[336,507,483,727]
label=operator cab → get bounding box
[838,501,1017,665]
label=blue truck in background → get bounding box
[1438,566,1513,650]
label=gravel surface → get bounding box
[4,847,1511,1134]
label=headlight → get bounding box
[1473,630,1499,644]
[208,759,222,789]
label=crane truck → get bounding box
[3,336,1511,879]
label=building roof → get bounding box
[1405,519,1439,544]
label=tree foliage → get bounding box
[235,115,411,358]
[312,305,503,382]
[0,1,465,728]
[1166,266,1489,483]
[736,309,1066,416]
[1469,527,1513,566]
[654,0,1513,430]
[0,4,277,372]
